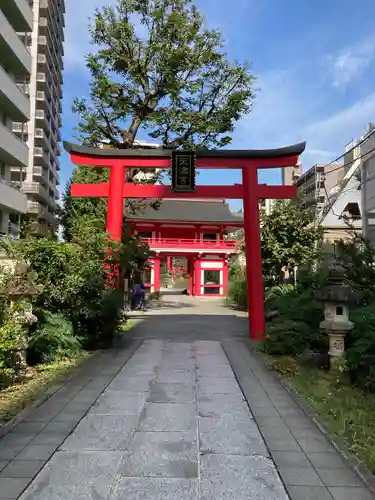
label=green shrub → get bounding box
[27,313,81,365]
[71,290,124,349]
[6,237,124,349]
[346,302,375,391]
[149,290,161,300]
[264,284,295,304]
[227,265,247,310]
[0,359,13,389]
[264,285,326,356]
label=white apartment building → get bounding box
[100,139,162,183]
[12,0,65,235]
[354,128,375,244]
[132,140,162,184]
[0,0,31,239]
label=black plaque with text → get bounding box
[171,150,196,192]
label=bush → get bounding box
[264,279,327,357]
[72,289,124,349]
[7,237,125,348]
[227,265,247,310]
[27,313,82,365]
[346,302,375,391]
[149,290,161,301]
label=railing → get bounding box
[0,177,21,191]
[141,238,238,250]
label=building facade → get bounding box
[294,162,344,214]
[127,199,243,296]
[11,0,65,235]
[282,162,302,186]
[0,0,31,238]
[354,129,375,244]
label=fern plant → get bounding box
[27,313,82,365]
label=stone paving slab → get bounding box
[109,478,199,500]
[139,403,196,431]
[200,454,288,500]
[17,451,123,500]
[118,430,198,478]
[61,414,139,451]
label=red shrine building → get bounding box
[126,199,243,296]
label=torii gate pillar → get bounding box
[107,163,126,241]
[242,167,265,340]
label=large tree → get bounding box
[260,200,323,281]
[62,0,255,241]
[73,0,255,149]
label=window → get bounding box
[203,270,221,295]
[319,196,325,204]
[9,213,19,225]
[202,233,217,241]
[0,162,5,180]
[138,231,152,239]
[342,203,361,219]
[142,267,151,285]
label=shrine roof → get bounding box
[63,141,306,159]
[126,199,244,224]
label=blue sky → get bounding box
[61,0,375,210]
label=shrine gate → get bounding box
[63,141,306,341]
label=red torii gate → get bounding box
[63,141,306,341]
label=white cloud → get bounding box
[301,92,375,161]
[324,36,375,88]
[234,65,375,169]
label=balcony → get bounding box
[29,221,50,237]
[1,0,33,32]
[34,128,50,150]
[33,165,49,185]
[0,122,28,166]
[38,36,47,48]
[34,146,49,166]
[141,238,238,252]
[22,182,49,203]
[27,200,44,215]
[16,82,30,96]
[12,122,28,135]
[36,72,46,83]
[35,109,53,134]
[0,9,31,74]
[0,65,30,121]
[37,54,47,65]
[0,178,27,213]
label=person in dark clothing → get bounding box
[131,279,146,310]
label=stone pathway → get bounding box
[0,296,373,500]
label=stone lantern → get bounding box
[315,265,357,371]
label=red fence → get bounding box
[141,238,238,250]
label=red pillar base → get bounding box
[153,255,161,292]
[189,256,194,296]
